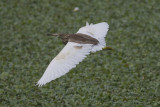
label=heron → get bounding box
[37,22,110,86]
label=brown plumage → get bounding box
[47,33,99,45]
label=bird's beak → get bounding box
[103,46,113,50]
[47,33,59,36]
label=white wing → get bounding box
[77,22,109,52]
[37,42,93,86]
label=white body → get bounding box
[37,22,109,86]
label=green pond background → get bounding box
[0,0,160,106]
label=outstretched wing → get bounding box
[77,22,109,39]
[77,22,109,52]
[37,42,93,86]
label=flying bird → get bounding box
[37,22,109,86]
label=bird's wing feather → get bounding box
[77,22,109,52]
[37,42,92,86]
[77,22,109,39]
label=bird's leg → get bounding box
[102,46,113,50]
